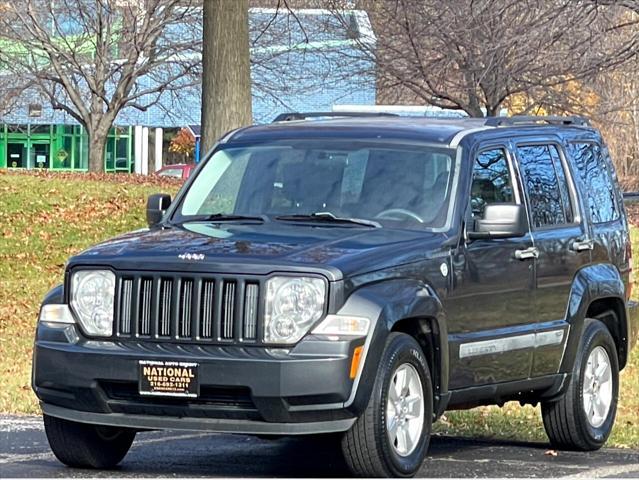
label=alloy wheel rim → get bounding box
[582,346,613,428]
[386,363,424,457]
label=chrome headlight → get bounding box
[70,270,116,337]
[264,276,326,344]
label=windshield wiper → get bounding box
[180,213,269,223]
[275,212,381,228]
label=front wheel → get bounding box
[541,319,619,451]
[342,333,433,477]
[44,414,136,468]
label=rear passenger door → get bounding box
[514,142,590,377]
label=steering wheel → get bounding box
[375,208,424,223]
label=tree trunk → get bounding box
[201,0,252,154]
[87,128,108,173]
[486,104,500,117]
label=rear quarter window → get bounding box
[566,142,620,224]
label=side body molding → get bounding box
[340,279,449,417]
[561,263,627,372]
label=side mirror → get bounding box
[467,203,527,240]
[146,193,172,227]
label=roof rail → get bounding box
[484,115,591,127]
[272,111,399,122]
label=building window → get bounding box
[7,124,28,134]
[30,124,52,135]
[105,126,132,172]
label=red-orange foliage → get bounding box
[169,128,196,158]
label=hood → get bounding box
[69,222,447,280]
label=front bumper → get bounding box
[41,403,355,435]
[33,322,365,434]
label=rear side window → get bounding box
[470,148,515,218]
[566,142,619,224]
[516,145,573,228]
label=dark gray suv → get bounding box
[33,114,639,477]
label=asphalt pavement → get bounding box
[2,415,639,478]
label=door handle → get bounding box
[571,238,594,252]
[515,246,539,260]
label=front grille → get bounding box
[114,273,262,344]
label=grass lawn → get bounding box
[0,170,637,448]
[0,170,180,414]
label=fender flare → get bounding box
[561,263,627,372]
[41,284,64,307]
[339,279,449,417]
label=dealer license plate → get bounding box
[139,360,199,398]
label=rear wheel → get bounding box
[342,333,433,477]
[44,414,135,468]
[541,319,619,451]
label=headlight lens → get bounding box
[264,276,326,344]
[70,270,116,337]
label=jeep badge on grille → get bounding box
[178,253,205,261]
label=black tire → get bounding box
[43,414,136,468]
[541,318,619,451]
[342,333,433,477]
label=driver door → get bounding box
[446,145,536,389]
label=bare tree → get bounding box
[329,0,639,117]
[0,0,201,172]
[200,0,349,148]
[596,0,639,14]
[583,56,639,178]
[201,0,252,152]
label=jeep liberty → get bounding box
[33,114,639,477]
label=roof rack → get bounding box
[485,115,591,127]
[272,111,399,122]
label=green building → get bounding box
[0,124,134,172]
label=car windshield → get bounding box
[173,139,457,230]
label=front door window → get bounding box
[470,147,516,219]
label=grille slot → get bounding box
[243,283,259,340]
[179,280,194,338]
[221,282,236,340]
[139,278,153,335]
[200,280,215,339]
[119,279,133,334]
[116,274,261,344]
[159,279,172,337]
